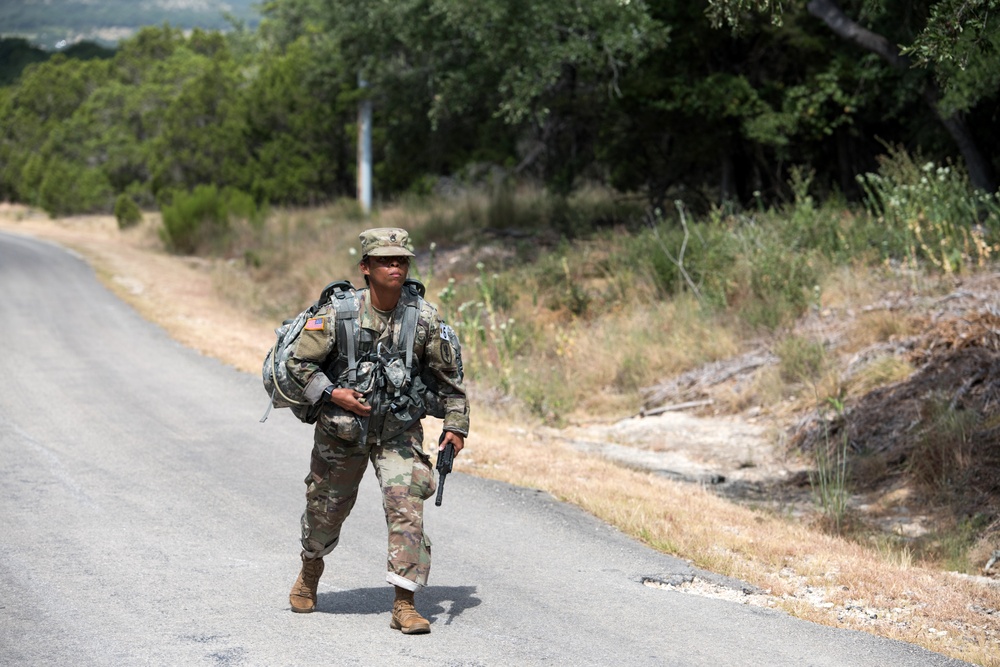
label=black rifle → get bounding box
[435,432,456,507]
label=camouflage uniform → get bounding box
[287,282,469,591]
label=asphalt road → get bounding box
[0,231,972,667]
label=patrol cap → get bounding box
[359,227,415,257]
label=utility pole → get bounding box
[357,74,372,214]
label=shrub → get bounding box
[159,184,229,254]
[776,335,827,384]
[114,194,142,229]
[159,184,260,254]
[35,161,113,217]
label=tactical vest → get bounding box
[262,279,460,444]
[323,280,430,445]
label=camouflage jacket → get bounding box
[286,286,470,442]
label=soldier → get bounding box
[285,227,469,634]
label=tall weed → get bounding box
[908,398,979,498]
[810,397,852,533]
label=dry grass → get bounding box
[518,297,742,420]
[4,203,999,666]
[465,401,1000,666]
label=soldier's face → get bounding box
[362,255,410,289]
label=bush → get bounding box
[35,160,113,218]
[625,204,819,328]
[114,194,142,229]
[159,184,260,254]
[159,184,230,254]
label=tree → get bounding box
[259,0,664,193]
[0,54,111,206]
[706,0,998,191]
[244,36,356,203]
[145,38,252,196]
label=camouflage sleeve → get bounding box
[285,303,338,404]
[422,310,470,437]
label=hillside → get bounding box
[0,0,260,48]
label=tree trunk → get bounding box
[807,0,997,192]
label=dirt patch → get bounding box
[788,311,1000,551]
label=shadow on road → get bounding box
[317,585,481,625]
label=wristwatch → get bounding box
[322,385,335,402]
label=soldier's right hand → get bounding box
[328,388,372,416]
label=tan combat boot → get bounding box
[289,554,325,613]
[390,585,431,634]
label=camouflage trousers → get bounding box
[300,422,436,591]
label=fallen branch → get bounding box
[638,399,714,418]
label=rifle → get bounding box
[434,432,456,507]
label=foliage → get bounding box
[627,204,820,329]
[0,38,48,86]
[901,0,1000,113]
[244,36,356,203]
[708,0,1000,116]
[0,37,113,86]
[114,194,142,229]
[159,184,261,254]
[857,146,1000,272]
[0,0,998,218]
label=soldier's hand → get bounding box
[441,431,464,455]
[329,388,372,416]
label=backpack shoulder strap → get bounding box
[399,280,426,373]
[327,281,360,384]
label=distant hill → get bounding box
[0,0,260,50]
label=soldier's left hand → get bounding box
[441,431,464,455]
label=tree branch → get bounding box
[806,0,910,70]
[806,0,997,191]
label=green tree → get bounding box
[259,0,664,194]
[145,37,252,195]
[706,0,998,191]
[0,54,111,206]
[0,37,48,86]
[243,36,356,203]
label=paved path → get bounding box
[0,231,970,666]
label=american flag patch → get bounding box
[304,317,325,331]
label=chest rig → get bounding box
[327,280,427,444]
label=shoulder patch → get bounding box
[304,317,325,331]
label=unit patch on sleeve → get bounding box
[304,317,325,331]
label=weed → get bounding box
[857,146,1000,272]
[810,397,852,533]
[908,398,980,499]
[776,335,827,384]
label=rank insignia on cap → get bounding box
[304,317,325,331]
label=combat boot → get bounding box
[390,585,430,634]
[289,554,324,613]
